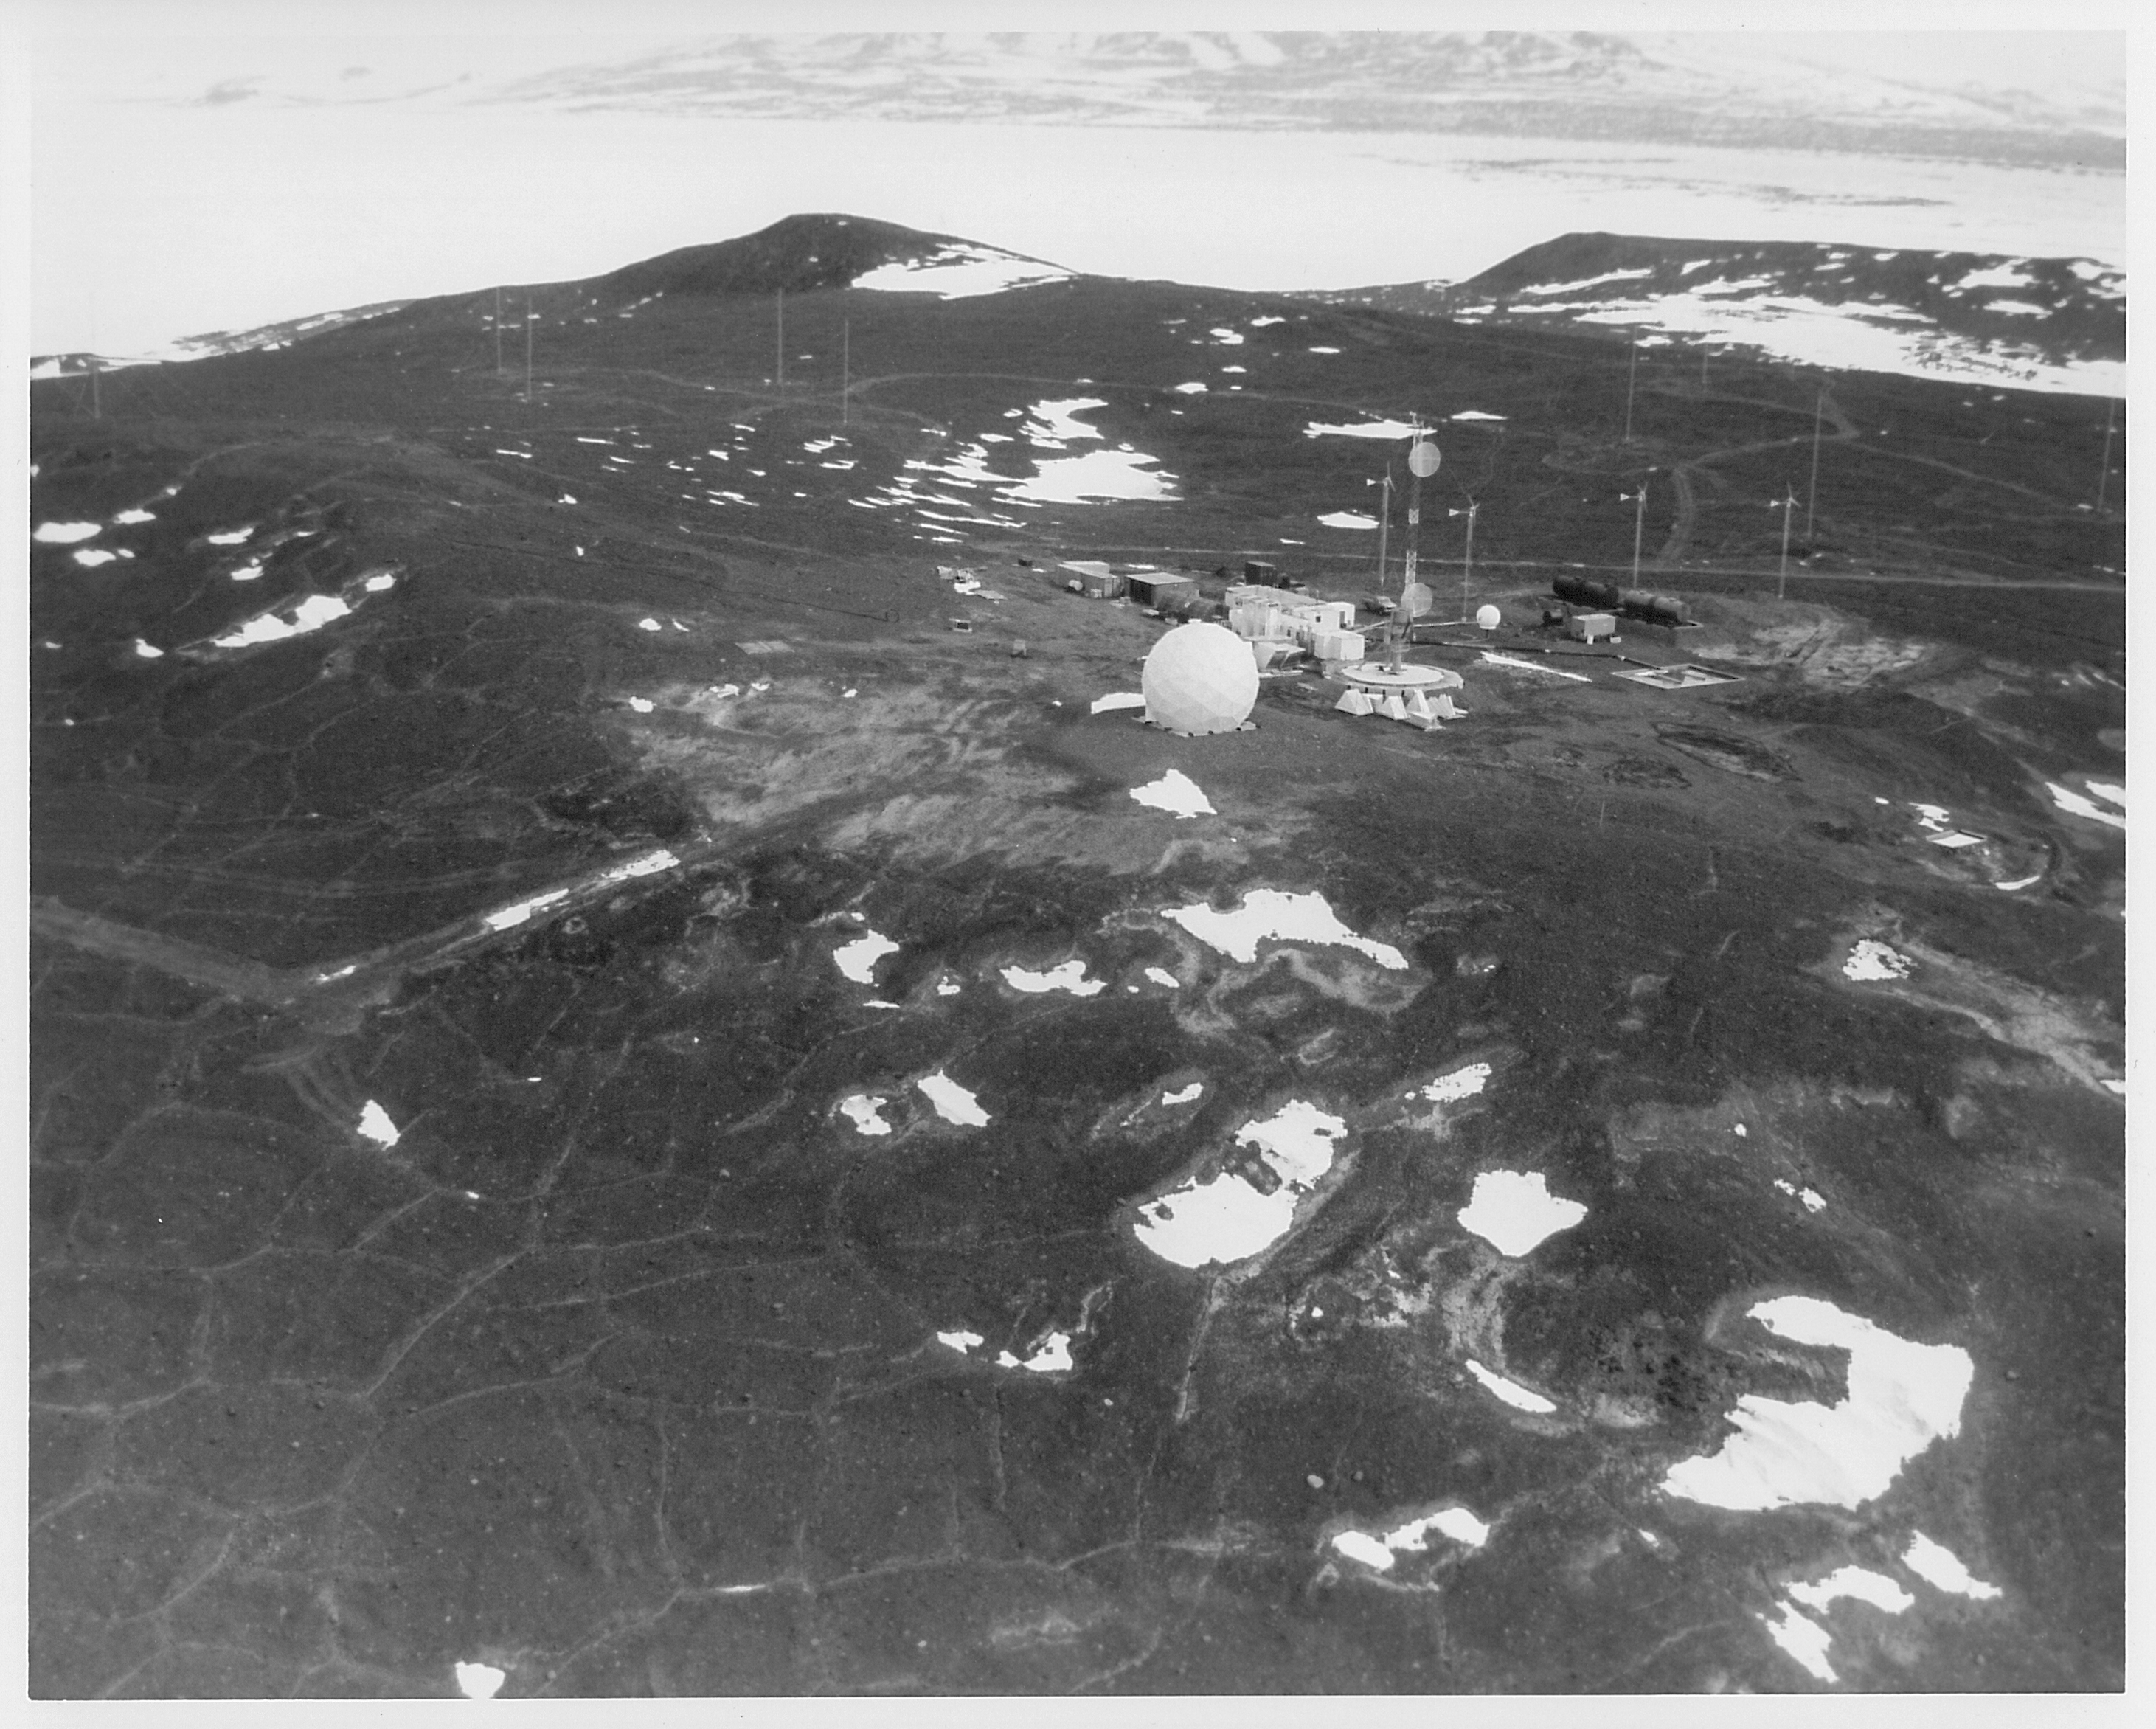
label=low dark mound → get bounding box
[602,212,997,299]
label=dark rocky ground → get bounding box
[27,223,2125,1696]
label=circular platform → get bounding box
[1342,662,1463,692]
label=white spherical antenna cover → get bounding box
[1143,622,1259,735]
[1407,440,1441,479]
[1475,604,1502,630]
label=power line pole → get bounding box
[1451,499,1480,617]
[1623,337,1639,443]
[2096,397,2117,513]
[523,292,533,404]
[776,288,785,392]
[89,354,100,420]
[1368,469,1393,589]
[1777,485,1797,600]
[493,285,503,374]
[841,318,849,427]
[1805,386,1826,541]
[1626,474,1649,585]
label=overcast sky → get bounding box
[18,2,2132,357]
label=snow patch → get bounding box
[1303,417,1424,440]
[851,243,1072,299]
[1843,940,1912,981]
[1465,1359,1558,1413]
[918,1072,990,1126]
[1165,888,1405,970]
[210,593,353,648]
[33,522,100,544]
[2045,781,2126,830]
[454,1661,506,1699]
[1420,1063,1491,1103]
[357,1100,401,1148]
[1162,1083,1203,1105]
[1133,1101,1348,1269]
[1318,511,1379,529]
[1902,1532,2002,1600]
[839,1095,892,1137]
[996,1331,1074,1373]
[1786,1566,1913,1617]
[1001,960,1106,997]
[1130,769,1216,818]
[1457,1170,1586,1257]
[1660,1295,1973,1511]
[1090,691,1148,715]
[834,929,900,985]
[1144,966,1180,989]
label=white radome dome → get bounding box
[1475,604,1502,631]
[1143,621,1259,735]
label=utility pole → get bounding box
[776,288,785,392]
[1623,337,1639,443]
[493,285,503,374]
[1450,499,1480,617]
[89,354,100,420]
[1806,387,1826,542]
[1626,474,1650,585]
[523,292,533,404]
[1369,469,1393,589]
[1777,485,1797,600]
[841,318,849,427]
[2096,397,2117,513]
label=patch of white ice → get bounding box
[1303,417,1423,440]
[1420,1063,1491,1103]
[1465,1359,1558,1414]
[1130,769,1215,819]
[834,929,900,985]
[1482,651,1591,682]
[1449,410,1507,421]
[72,549,122,566]
[357,1100,401,1148]
[1002,960,1106,997]
[1843,940,1913,981]
[839,1095,892,1137]
[211,594,353,648]
[1144,966,1180,989]
[111,507,156,524]
[936,1328,984,1353]
[205,527,254,545]
[1091,691,1148,715]
[918,1072,990,1126]
[454,1660,506,1699]
[1132,1101,1348,1269]
[1457,1170,1587,1257]
[1760,1601,1838,1683]
[996,1331,1074,1373]
[851,243,1072,299]
[1162,1083,1203,1104]
[1660,1295,1973,1511]
[2045,782,2126,831]
[1329,1531,1396,1570]
[1165,888,1405,970]
[33,522,101,544]
[484,888,569,932]
[1318,511,1379,529]
[1902,1532,2002,1599]
[1786,1566,1913,1617]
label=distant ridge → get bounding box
[600,212,1067,299]
[1293,232,2124,395]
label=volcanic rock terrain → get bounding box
[28,213,2124,1697]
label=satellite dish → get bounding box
[1407,440,1441,479]
[1399,582,1432,619]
